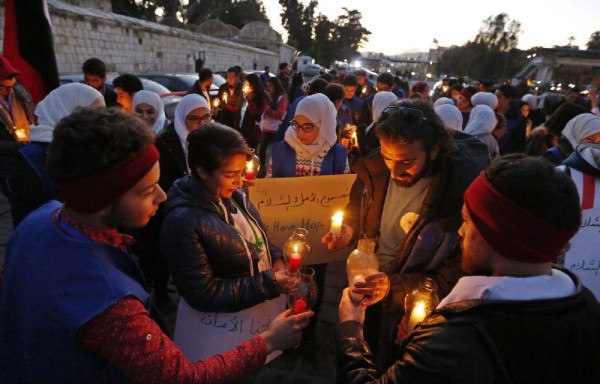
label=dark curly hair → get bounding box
[375,99,456,154]
[47,107,155,181]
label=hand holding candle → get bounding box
[330,211,344,237]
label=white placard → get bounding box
[174,295,287,363]
[564,208,600,300]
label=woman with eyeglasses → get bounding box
[266,93,349,352]
[160,123,307,362]
[267,93,350,177]
[131,93,212,313]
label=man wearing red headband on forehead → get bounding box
[0,108,309,382]
[337,155,600,382]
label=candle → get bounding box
[351,131,358,146]
[213,98,220,108]
[407,301,427,331]
[245,161,255,180]
[330,211,344,236]
[292,297,307,314]
[361,87,366,95]
[223,93,228,104]
[288,245,302,274]
[242,83,250,95]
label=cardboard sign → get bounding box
[248,174,357,264]
[564,208,600,300]
[174,296,287,363]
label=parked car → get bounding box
[138,73,226,98]
[59,74,181,119]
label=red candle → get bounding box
[245,169,255,180]
[292,297,307,314]
[288,252,302,274]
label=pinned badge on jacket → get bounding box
[400,212,419,234]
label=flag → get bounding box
[3,0,59,103]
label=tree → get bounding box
[111,0,158,22]
[278,0,316,53]
[475,13,521,52]
[332,8,371,60]
[588,31,600,50]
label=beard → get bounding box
[392,154,432,188]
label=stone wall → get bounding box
[0,0,294,75]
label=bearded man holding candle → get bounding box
[336,155,600,383]
[323,99,489,367]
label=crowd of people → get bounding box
[0,53,599,383]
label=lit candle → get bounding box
[361,87,366,95]
[288,245,302,274]
[213,98,220,108]
[351,131,358,146]
[242,83,250,95]
[292,297,307,314]
[407,301,427,331]
[223,93,228,104]
[245,161,255,180]
[330,211,344,236]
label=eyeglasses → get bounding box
[379,106,427,127]
[186,112,213,124]
[290,119,316,133]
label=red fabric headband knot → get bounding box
[464,172,577,263]
[56,145,160,213]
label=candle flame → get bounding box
[294,244,298,253]
[246,161,254,171]
[332,211,344,224]
[412,301,426,319]
[213,98,220,108]
[223,93,228,103]
[242,83,250,94]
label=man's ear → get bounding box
[195,166,209,181]
[429,142,441,160]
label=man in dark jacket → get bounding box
[324,99,489,366]
[82,57,118,108]
[337,155,600,383]
[216,67,243,131]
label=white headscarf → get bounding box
[133,90,167,135]
[562,113,600,148]
[30,83,104,143]
[471,92,498,110]
[433,97,455,108]
[174,93,210,157]
[285,93,338,158]
[365,92,397,134]
[521,94,538,110]
[464,105,497,136]
[435,104,463,131]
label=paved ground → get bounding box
[0,196,344,383]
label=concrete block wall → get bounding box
[0,0,291,75]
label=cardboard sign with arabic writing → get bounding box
[564,208,600,300]
[248,174,357,264]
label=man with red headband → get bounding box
[336,155,600,382]
[0,108,311,382]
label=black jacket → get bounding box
[160,175,283,313]
[336,268,600,384]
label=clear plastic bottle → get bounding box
[346,238,389,306]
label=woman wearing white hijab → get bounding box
[464,104,499,159]
[562,113,600,149]
[133,93,212,313]
[267,93,349,177]
[10,83,105,225]
[360,91,397,157]
[435,104,463,132]
[471,92,498,111]
[433,97,455,108]
[133,90,168,135]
